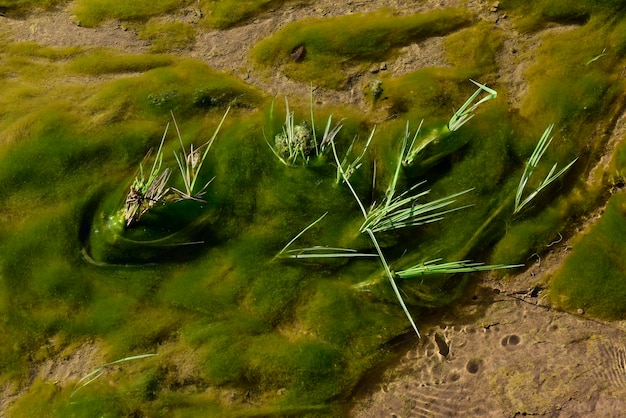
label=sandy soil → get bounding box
[2,1,626,416]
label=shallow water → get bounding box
[2,1,626,416]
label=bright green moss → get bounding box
[72,0,182,27]
[67,49,174,75]
[200,0,287,29]
[139,20,197,53]
[7,42,83,60]
[251,8,472,88]
[185,316,266,384]
[0,0,64,14]
[244,334,345,404]
[82,59,263,120]
[0,110,107,199]
[550,192,626,319]
[302,279,404,347]
[500,0,626,31]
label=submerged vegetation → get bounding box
[514,124,578,214]
[119,108,229,227]
[1,1,626,416]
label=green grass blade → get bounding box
[263,130,289,166]
[385,124,408,207]
[514,124,577,214]
[332,140,368,218]
[365,228,420,337]
[448,79,497,132]
[283,246,378,259]
[396,259,523,279]
[362,187,473,233]
[275,212,329,259]
[191,106,230,192]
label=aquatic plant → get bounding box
[122,109,229,227]
[396,259,519,279]
[123,127,171,227]
[338,133,518,335]
[335,126,375,184]
[171,108,229,201]
[277,121,520,337]
[266,97,313,165]
[402,80,497,167]
[374,127,467,229]
[362,122,473,233]
[275,212,378,260]
[265,96,343,166]
[514,124,578,214]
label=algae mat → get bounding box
[1,0,626,416]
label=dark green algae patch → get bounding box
[2,2,626,416]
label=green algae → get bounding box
[200,0,289,29]
[72,0,181,27]
[67,49,174,75]
[69,0,291,30]
[444,21,504,77]
[251,8,472,88]
[0,0,64,15]
[550,192,626,319]
[2,2,626,416]
[139,20,197,53]
[501,0,626,31]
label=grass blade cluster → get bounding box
[275,212,377,260]
[403,80,496,166]
[335,126,375,184]
[281,246,378,259]
[395,259,522,279]
[332,133,473,337]
[265,95,344,167]
[448,79,497,131]
[514,124,578,214]
[124,127,171,226]
[171,108,229,201]
[277,96,520,337]
[364,124,472,233]
[122,110,229,227]
[362,183,472,233]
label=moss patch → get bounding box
[251,8,472,89]
[501,0,626,31]
[549,192,626,319]
[139,20,197,53]
[200,0,289,29]
[3,2,626,416]
[72,0,181,27]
